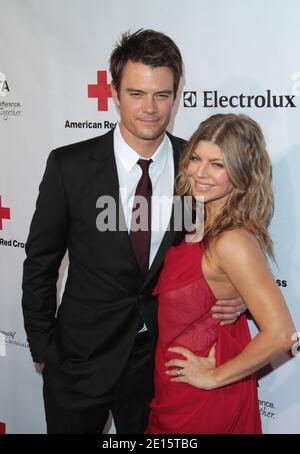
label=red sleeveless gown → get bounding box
[146,240,262,434]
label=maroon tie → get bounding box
[130,159,153,276]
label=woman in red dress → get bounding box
[146,114,295,434]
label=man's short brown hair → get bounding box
[109,29,183,98]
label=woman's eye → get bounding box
[212,163,224,168]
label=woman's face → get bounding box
[186,140,233,208]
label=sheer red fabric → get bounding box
[146,240,262,434]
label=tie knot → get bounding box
[137,159,153,175]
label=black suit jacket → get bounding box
[22,129,186,398]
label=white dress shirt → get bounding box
[113,123,174,269]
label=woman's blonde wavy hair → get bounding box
[176,113,274,259]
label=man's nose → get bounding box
[142,96,157,113]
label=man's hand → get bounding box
[211,297,247,325]
[36,362,45,373]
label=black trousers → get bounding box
[43,332,155,434]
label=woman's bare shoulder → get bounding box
[213,228,263,263]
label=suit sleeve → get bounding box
[22,149,69,362]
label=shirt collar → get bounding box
[114,123,169,173]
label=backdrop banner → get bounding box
[0,0,299,434]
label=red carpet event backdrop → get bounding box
[0,0,300,434]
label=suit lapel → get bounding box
[90,129,142,276]
[90,129,186,289]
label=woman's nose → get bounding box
[195,162,209,178]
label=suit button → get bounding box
[138,294,143,302]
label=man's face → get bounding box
[111,60,175,153]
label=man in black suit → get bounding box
[22,29,246,434]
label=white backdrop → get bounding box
[0,0,300,434]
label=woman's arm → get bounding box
[166,229,296,390]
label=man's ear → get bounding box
[111,84,120,107]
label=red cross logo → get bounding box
[0,196,10,230]
[88,70,112,111]
[0,422,5,434]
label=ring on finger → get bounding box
[175,368,184,377]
